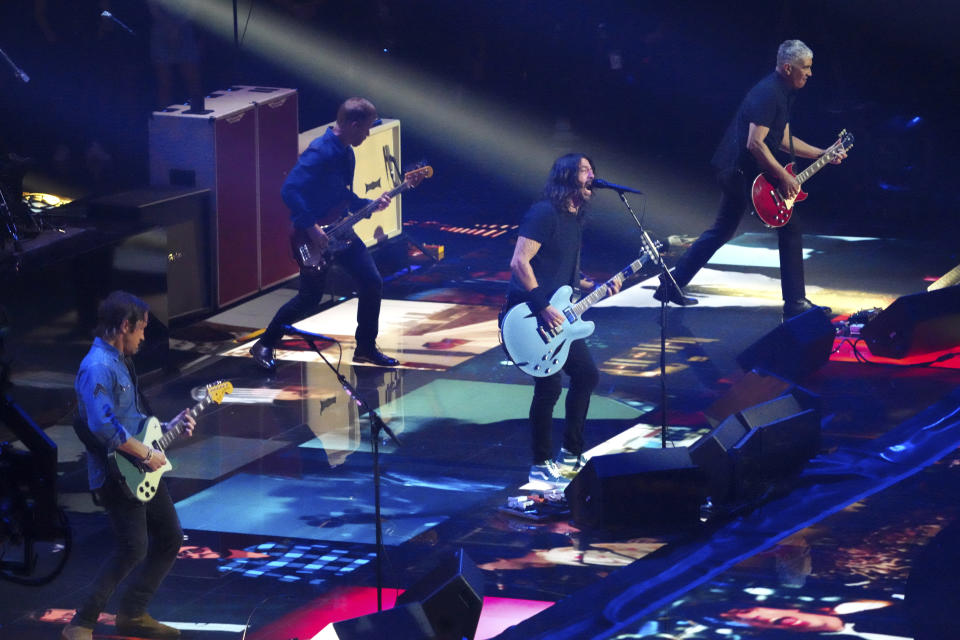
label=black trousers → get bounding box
[670,168,806,304]
[529,338,599,464]
[72,480,182,627]
[261,239,383,349]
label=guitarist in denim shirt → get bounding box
[63,291,195,640]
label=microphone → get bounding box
[589,178,643,194]
[101,10,135,35]
[282,325,337,342]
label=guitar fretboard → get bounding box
[157,396,210,450]
[569,255,649,318]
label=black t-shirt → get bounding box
[507,200,583,307]
[711,72,797,174]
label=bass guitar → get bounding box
[292,165,433,269]
[751,129,853,228]
[500,248,656,377]
[108,380,233,502]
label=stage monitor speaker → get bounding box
[736,307,834,382]
[688,414,749,503]
[564,448,706,528]
[733,399,821,483]
[322,602,435,640]
[395,548,484,640]
[861,286,960,359]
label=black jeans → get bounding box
[670,168,806,303]
[72,480,182,627]
[261,238,383,349]
[530,339,599,464]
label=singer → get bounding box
[503,154,620,486]
[656,40,844,317]
[251,98,397,371]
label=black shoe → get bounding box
[250,340,276,371]
[783,298,832,319]
[353,346,399,367]
[653,282,699,306]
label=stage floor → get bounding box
[3,226,960,639]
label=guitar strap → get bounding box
[124,356,154,417]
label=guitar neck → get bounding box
[794,144,840,185]
[326,182,409,237]
[156,396,210,450]
[570,255,649,317]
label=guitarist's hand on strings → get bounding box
[166,408,197,438]
[538,305,566,332]
[372,193,392,212]
[141,448,167,471]
[582,276,622,297]
[821,145,846,165]
[780,172,801,199]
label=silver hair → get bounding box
[777,39,813,68]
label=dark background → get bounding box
[1,0,958,242]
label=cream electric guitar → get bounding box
[108,381,233,502]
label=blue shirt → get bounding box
[75,337,148,489]
[281,127,369,231]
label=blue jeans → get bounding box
[670,168,806,303]
[72,480,182,627]
[262,239,383,349]
[530,339,598,464]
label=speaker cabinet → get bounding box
[395,548,484,640]
[733,407,821,482]
[564,448,706,528]
[688,415,749,503]
[88,187,213,321]
[149,86,299,307]
[736,307,834,381]
[298,119,403,249]
[861,286,960,359]
[324,602,435,640]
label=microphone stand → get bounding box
[0,46,29,83]
[614,190,680,449]
[297,333,401,611]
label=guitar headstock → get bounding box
[403,165,434,189]
[205,381,234,404]
[835,128,855,152]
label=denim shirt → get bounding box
[75,337,148,489]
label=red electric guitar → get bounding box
[751,129,853,228]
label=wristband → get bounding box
[527,286,550,313]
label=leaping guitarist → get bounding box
[503,154,621,487]
[654,39,846,319]
[252,97,411,372]
[65,291,196,640]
